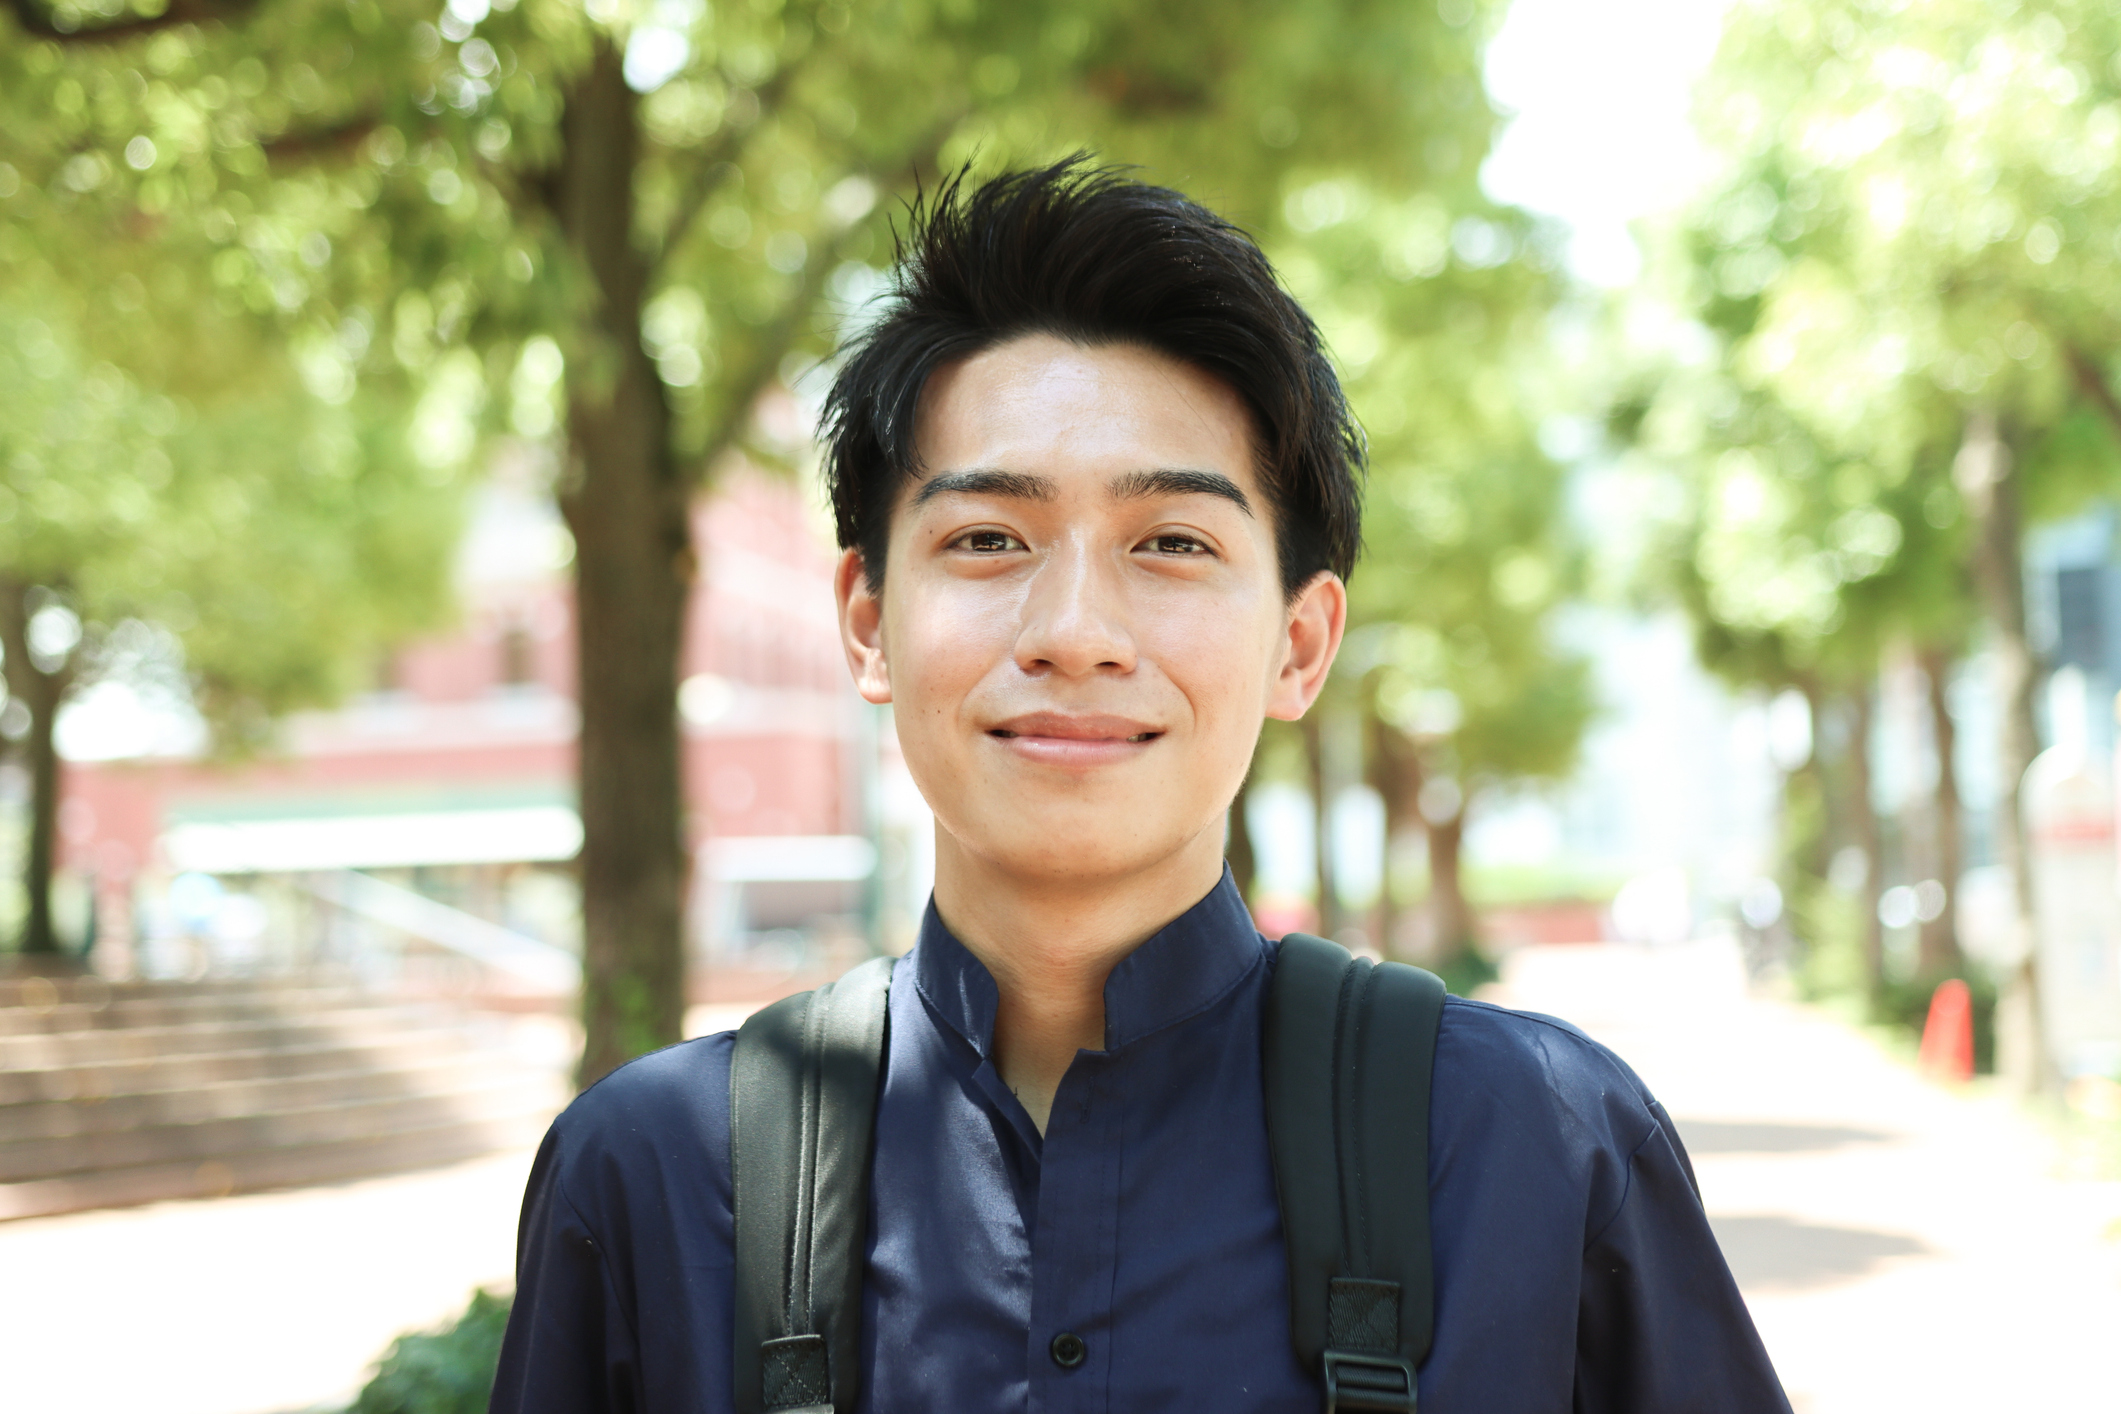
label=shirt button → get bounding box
[1049,1331,1087,1369]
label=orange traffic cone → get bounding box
[1917,978,1974,1084]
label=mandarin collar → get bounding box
[910,867,1264,1057]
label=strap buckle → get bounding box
[1323,1349,1418,1413]
[760,1334,833,1413]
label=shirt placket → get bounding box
[1024,1047,1123,1414]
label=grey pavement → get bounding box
[1493,940,2121,1414]
[0,1147,536,1414]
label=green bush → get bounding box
[1791,880,1867,1004]
[1789,875,1998,1073]
[1433,945,1501,998]
[354,1288,513,1414]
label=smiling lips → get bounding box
[988,712,1162,767]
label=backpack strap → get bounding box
[730,955,895,1414]
[1265,933,1447,1413]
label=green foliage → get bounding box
[1,0,1575,1048]
[0,0,1552,748]
[1620,0,2121,694]
[1310,173,1591,834]
[354,1288,512,1414]
[0,0,1508,475]
[1600,0,2121,1046]
[1790,875,1867,1002]
[0,297,463,745]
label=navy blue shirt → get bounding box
[493,875,1788,1412]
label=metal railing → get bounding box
[299,870,580,997]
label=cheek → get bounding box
[884,582,1018,714]
[1142,589,1278,725]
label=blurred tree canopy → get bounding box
[0,293,462,955]
[1277,188,1586,969]
[1620,0,2121,1083]
[1,0,1580,1058]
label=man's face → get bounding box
[836,333,1344,891]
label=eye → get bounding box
[952,528,1024,553]
[1143,532,1212,556]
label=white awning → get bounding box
[163,806,584,874]
[705,835,877,882]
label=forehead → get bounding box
[912,334,1258,493]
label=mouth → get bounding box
[986,712,1164,764]
[992,729,1161,743]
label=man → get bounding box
[492,160,1789,1412]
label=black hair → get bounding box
[820,157,1364,597]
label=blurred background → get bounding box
[3,0,2121,1410]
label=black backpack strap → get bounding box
[730,955,895,1414]
[1265,933,1447,1413]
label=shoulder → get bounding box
[506,1034,743,1397]
[543,1032,738,1218]
[1434,994,1648,1095]
[1431,995,1663,1159]
[560,1031,737,1139]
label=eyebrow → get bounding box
[911,469,1057,506]
[912,465,1254,516]
[1108,467,1254,517]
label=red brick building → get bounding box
[57,456,900,980]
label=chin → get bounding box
[953,804,1212,885]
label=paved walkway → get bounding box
[5,947,2119,1412]
[0,1148,537,1414]
[1493,941,2121,1413]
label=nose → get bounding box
[1013,537,1138,678]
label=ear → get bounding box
[835,548,893,704]
[1265,572,1346,721]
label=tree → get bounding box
[1250,192,1592,971]
[1609,319,1942,1003]
[1627,0,2121,1086]
[0,296,464,955]
[1295,193,1589,975]
[3,0,1507,1078]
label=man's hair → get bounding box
[820,158,1364,597]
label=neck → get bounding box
[932,826,1226,1134]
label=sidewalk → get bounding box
[1494,940,2121,1414]
[0,1147,537,1414]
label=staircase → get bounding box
[0,974,568,1222]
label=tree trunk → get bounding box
[0,583,73,956]
[1366,710,1424,961]
[1790,675,1835,880]
[1955,411,2048,1093]
[1300,711,1339,939]
[1424,806,1475,966]
[1918,646,1966,976]
[556,41,692,1087]
[1845,684,1886,1004]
